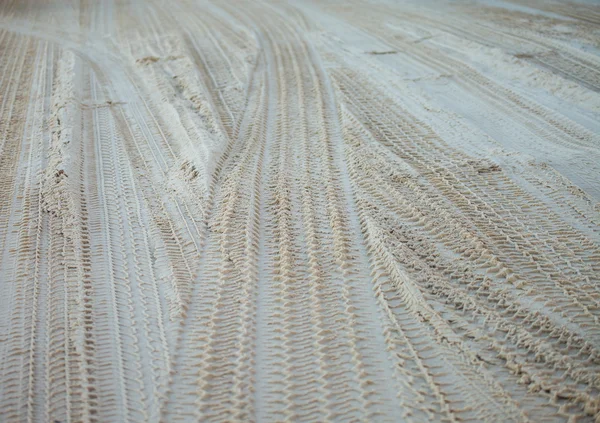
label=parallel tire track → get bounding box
[1,1,599,422]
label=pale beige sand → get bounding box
[1,0,599,421]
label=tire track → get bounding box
[1,1,599,422]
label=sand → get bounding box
[0,0,599,421]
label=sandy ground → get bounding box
[0,0,599,421]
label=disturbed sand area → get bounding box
[1,0,600,421]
